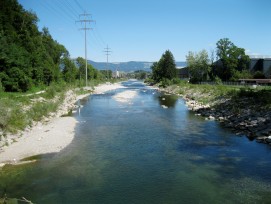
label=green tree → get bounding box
[100,70,112,79]
[62,56,78,83]
[231,70,253,81]
[151,50,177,83]
[215,38,250,81]
[186,49,210,83]
[150,62,160,82]
[76,57,99,82]
[158,50,177,80]
[0,0,70,91]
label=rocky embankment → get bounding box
[184,95,271,144]
[160,85,271,145]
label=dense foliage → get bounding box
[0,0,104,92]
[151,50,177,83]
[214,38,250,81]
[186,50,210,83]
[185,38,251,83]
[0,0,69,91]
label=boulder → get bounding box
[208,116,215,120]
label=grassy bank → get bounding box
[162,81,271,108]
[160,81,271,140]
[0,79,121,138]
[0,82,68,135]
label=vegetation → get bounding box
[161,80,271,108]
[183,38,252,84]
[214,38,250,81]
[0,83,66,134]
[186,49,210,83]
[0,0,122,134]
[134,70,148,80]
[0,0,67,91]
[151,50,177,84]
[76,57,103,83]
[0,0,108,93]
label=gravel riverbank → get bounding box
[0,82,124,166]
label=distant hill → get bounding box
[88,60,187,72]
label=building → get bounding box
[249,56,271,77]
[112,70,120,78]
[177,67,189,79]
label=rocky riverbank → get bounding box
[160,84,271,145]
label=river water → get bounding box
[1,80,271,203]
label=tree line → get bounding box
[186,38,267,83]
[148,38,268,85]
[0,0,108,92]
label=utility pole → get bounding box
[103,45,112,80]
[76,12,94,87]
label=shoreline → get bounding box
[0,82,125,166]
[159,85,271,144]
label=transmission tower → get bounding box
[76,12,95,87]
[103,45,112,80]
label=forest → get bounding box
[0,0,103,92]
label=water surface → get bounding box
[1,80,271,203]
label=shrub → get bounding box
[214,76,222,85]
[29,101,59,121]
[171,78,182,85]
[253,71,265,79]
[159,78,172,88]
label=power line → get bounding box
[76,12,95,87]
[74,0,85,13]
[104,45,112,79]
[58,0,79,19]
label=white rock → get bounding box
[208,116,215,120]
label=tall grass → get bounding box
[0,79,125,135]
[0,82,67,134]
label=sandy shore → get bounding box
[0,82,124,166]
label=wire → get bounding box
[39,0,109,61]
[74,0,85,13]
[58,0,79,20]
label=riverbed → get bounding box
[1,80,271,203]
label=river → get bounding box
[1,80,271,203]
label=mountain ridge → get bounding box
[87,60,186,72]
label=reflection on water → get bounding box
[1,80,271,203]
[157,93,179,108]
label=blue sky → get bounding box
[18,0,271,62]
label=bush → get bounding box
[29,101,59,121]
[253,71,266,79]
[230,70,253,81]
[159,78,172,88]
[0,80,4,92]
[171,78,182,84]
[44,82,67,99]
[1,67,33,92]
[144,78,155,85]
[0,100,28,133]
[214,76,222,85]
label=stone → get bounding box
[265,137,271,143]
[208,116,215,120]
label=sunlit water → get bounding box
[1,80,271,203]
